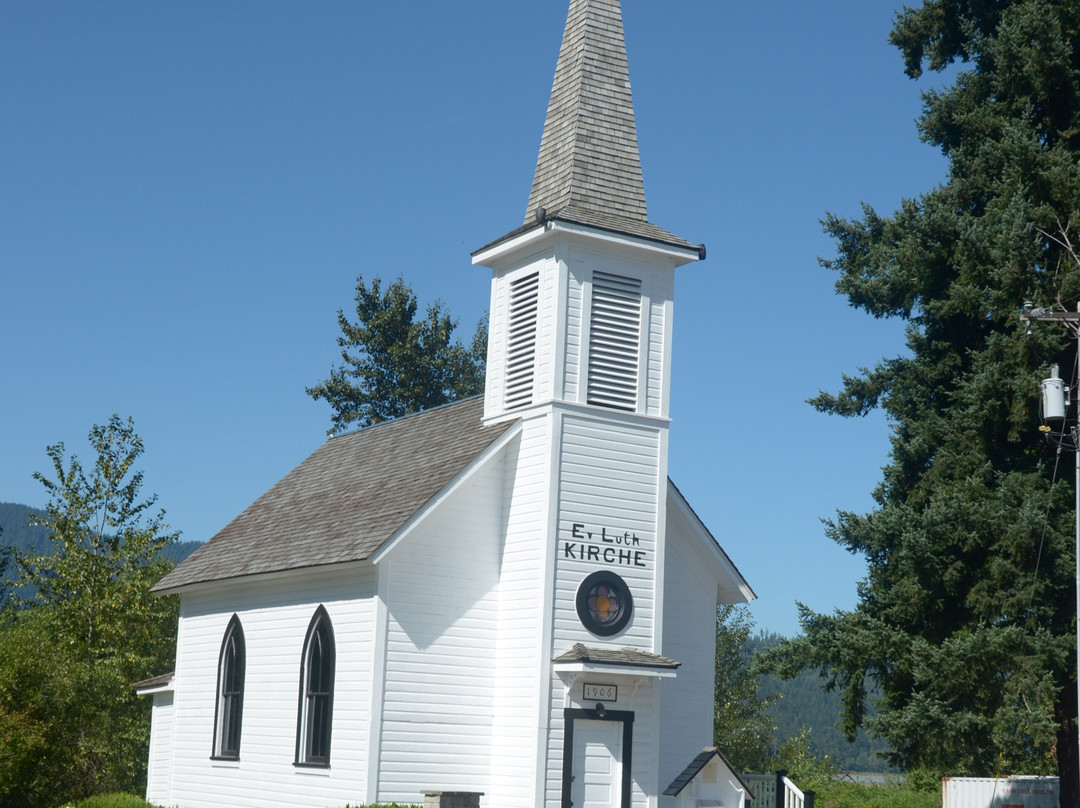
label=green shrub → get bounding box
[61,794,159,808]
[812,780,938,808]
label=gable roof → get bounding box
[477,0,701,258]
[153,397,515,593]
[663,747,753,799]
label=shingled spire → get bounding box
[522,0,700,253]
[526,0,646,223]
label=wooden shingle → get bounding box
[554,642,681,669]
[518,0,700,254]
[153,397,515,592]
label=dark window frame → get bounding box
[561,707,634,808]
[575,570,634,637]
[295,605,336,767]
[211,614,246,760]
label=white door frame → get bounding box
[561,707,634,808]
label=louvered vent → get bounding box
[587,271,642,411]
[504,272,540,410]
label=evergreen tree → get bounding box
[307,275,487,433]
[766,0,1080,801]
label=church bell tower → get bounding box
[472,2,706,806]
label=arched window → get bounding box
[212,614,245,759]
[295,606,335,766]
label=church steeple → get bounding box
[526,0,647,225]
[518,0,701,255]
[473,0,704,424]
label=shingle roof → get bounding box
[553,642,680,669]
[507,0,699,254]
[153,397,515,593]
[527,0,646,224]
[663,747,753,799]
[132,672,174,691]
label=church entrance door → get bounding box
[570,719,621,808]
[562,708,633,808]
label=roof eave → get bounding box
[151,558,374,597]
[133,672,175,695]
[472,218,704,268]
[553,660,680,679]
[668,479,756,604]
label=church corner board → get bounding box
[138,2,754,807]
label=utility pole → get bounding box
[1021,303,1080,799]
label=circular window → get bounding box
[575,570,633,637]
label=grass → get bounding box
[69,783,939,808]
[811,780,939,808]
[62,796,421,808]
[63,795,160,808]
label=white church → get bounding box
[137,1,755,807]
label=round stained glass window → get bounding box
[576,570,633,637]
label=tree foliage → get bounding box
[751,632,891,773]
[713,605,777,773]
[0,416,178,808]
[766,0,1080,797]
[307,275,487,433]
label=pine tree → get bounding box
[307,275,487,433]
[767,1,1080,800]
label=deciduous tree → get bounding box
[766,0,1080,800]
[713,605,777,773]
[0,415,178,807]
[307,275,486,433]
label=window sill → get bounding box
[210,757,240,768]
[293,762,332,775]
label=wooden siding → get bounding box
[536,257,559,404]
[484,263,508,417]
[646,270,672,417]
[490,418,556,808]
[545,412,663,807]
[658,499,726,804]
[376,447,507,804]
[553,413,660,650]
[628,680,660,808]
[164,567,376,808]
[545,677,660,808]
[145,692,174,805]
[564,258,583,402]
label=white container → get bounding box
[942,776,1058,808]
[1041,370,1067,422]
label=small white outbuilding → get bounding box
[663,748,753,808]
[137,2,755,807]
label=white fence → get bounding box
[743,772,810,808]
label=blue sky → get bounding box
[1,1,951,637]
